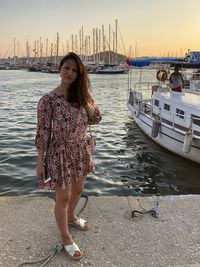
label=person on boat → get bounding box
[169,66,184,92]
[35,52,102,260]
[192,69,200,80]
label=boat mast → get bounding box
[17,41,19,63]
[113,31,115,64]
[93,28,95,62]
[102,25,105,63]
[75,35,78,54]
[26,39,29,65]
[14,37,16,65]
[67,40,69,54]
[55,32,59,65]
[96,28,98,62]
[81,26,84,61]
[98,28,101,62]
[88,36,91,60]
[36,39,39,63]
[39,37,42,64]
[109,24,111,64]
[79,29,81,57]
[71,34,74,52]
[45,38,48,64]
[115,19,118,64]
[50,42,53,64]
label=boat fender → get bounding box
[156,70,168,82]
[136,106,141,117]
[151,118,161,138]
[183,129,193,153]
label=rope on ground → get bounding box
[77,195,88,216]
[16,243,63,267]
[131,197,160,218]
[16,194,89,267]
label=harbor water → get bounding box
[0,69,200,197]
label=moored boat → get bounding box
[96,64,127,74]
[126,57,200,164]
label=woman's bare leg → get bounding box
[67,176,89,227]
[54,186,73,244]
[55,186,82,257]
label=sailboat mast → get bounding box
[81,26,84,60]
[26,39,29,65]
[96,28,98,62]
[39,37,42,64]
[102,25,105,63]
[109,24,111,64]
[56,32,59,64]
[46,38,48,63]
[71,34,74,52]
[115,19,118,64]
[93,28,95,62]
[98,28,101,62]
[17,41,19,63]
[14,37,16,65]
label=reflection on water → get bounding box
[0,69,200,197]
[123,119,200,195]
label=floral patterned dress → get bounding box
[35,91,102,190]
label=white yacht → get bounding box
[127,57,200,164]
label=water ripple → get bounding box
[0,70,200,196]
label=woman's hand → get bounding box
[36,161,45,182]
[85,102,95,119]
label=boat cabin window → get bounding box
[154,99,159,107]
[191,114,200,126]
[164,103,170,111]
[176,108,184,119]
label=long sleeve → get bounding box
[87,95,102,125]
[35,94,53,151]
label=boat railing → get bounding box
[132,82,170,100]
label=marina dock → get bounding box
[0,195,200,267]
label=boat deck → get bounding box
[154,91,200,110]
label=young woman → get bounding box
[35,52,102,260]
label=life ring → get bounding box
[156,70,168,82]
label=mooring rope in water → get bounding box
[16,195,88,267]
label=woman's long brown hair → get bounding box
[59,52,90,107]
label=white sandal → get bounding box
[64,242,83,260]
[68,218,90,231]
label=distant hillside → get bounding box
[92,51,127,64]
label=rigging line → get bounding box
[118,24,127,57]
[117,43,126,58]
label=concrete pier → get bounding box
[0,195,200,267]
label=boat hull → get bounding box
[128,103,200,164]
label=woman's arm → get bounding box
[85,102,95,120]
[36,149,45,181]
[35,94,52,181]
[86,95,102,125]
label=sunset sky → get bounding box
[1,0,200,58]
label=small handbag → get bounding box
[88,125,96,154]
